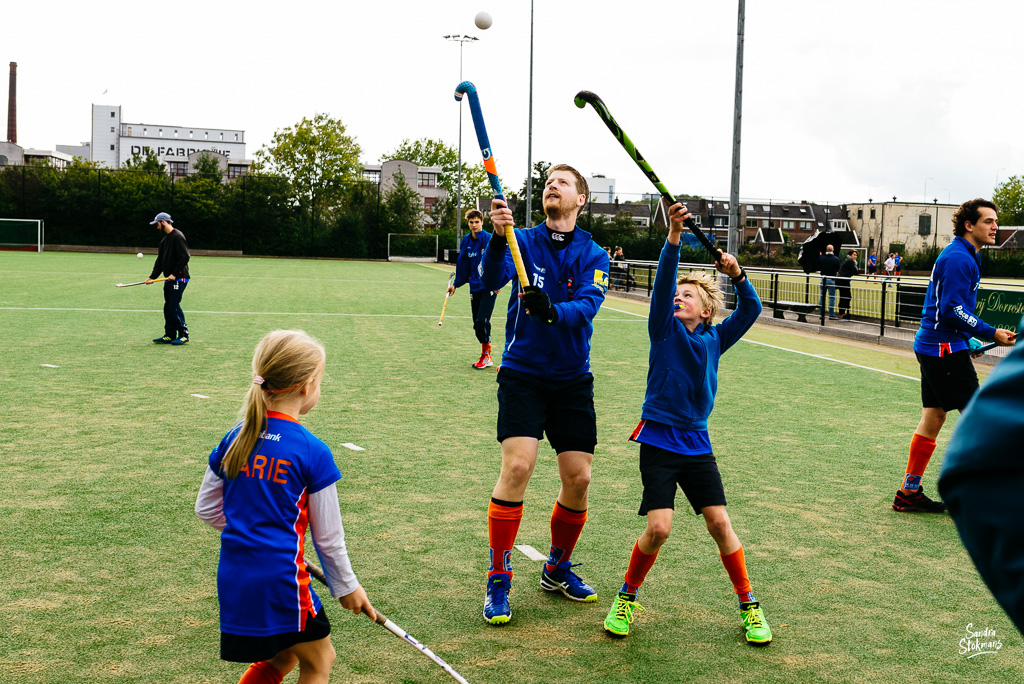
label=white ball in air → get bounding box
[137,252,144,258]
[475,11,492,30]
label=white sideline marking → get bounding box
[515,544,548,561]
[340,443,365,451]
[40,364,60,368]
[741,339,920,381]
[191,394,209,399]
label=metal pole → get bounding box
[457,39,463,246]
[728,0,745,256]
[525,0,535,227]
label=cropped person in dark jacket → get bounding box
[835,250,860,319]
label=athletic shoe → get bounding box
[540,561,597,602]
[892,487,947,513]
[170,336,189,345]
[740,601,772,645]
[484,573,511,625]
[604,592,644,637]
[153,336,174,344]
[472,352,493,370]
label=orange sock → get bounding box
[238,661,283,684]
[483,342,492,354]
[902,433,937,491]
[720,547,753,601]
[623,539,659,593]
[488,499,523,578]
[546,502,587,571]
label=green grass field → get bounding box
[2,252,1020,683]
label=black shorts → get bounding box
[917,350,979,412]
[221,607,331,663]
[496,367,597,454]
[638,442,726,516]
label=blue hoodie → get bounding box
[914,236,997,356]
[641,240,762,431]
[480,222,609,380]
[453,230,492,292]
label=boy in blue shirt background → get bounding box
[448,209,500,369]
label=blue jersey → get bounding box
[480,222,609,380]
[454,230,492,292]
[914,236,996,356]
[209,411,342,636]
[640,240,762,431]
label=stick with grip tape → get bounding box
[438,271,456,327]
[115,276,172,288]
[573,90,723,262]
[304,558,471,684]
[454,81,530,290]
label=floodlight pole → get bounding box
[525,0,535,227]
[727,0,745,257]
[445,34,478,246]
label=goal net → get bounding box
[0,218,44,252]
[387,233,438,262]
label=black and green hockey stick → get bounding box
[574,90,723,261]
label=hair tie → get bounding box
[253,375,265,386]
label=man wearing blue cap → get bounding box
[145,212,191,344]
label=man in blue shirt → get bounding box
[893,199,1015,513]
[478,164,610,625]
[447,209,500,369]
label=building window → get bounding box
[714,217,725,227]
[746,218,758,228]
[228,165,246,178]
[220,132,224,140]
[857,208,863,219]
[110,111,115,118]
[169,162,188,177]
[424,197,437,211]
[782,220,794,229]
[363,170,381,183]
[110,144,115,150]
[417,172,436,188]
[746,204,754,211]
[189,131,194,138]
[110,127,115,133]
[234,133,239,141]
[159,129,163,137]
[870,208,876,219]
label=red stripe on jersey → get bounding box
[291,488,316,631]
[629,419,646,442]
[267,410,300,424]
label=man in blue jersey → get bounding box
[447,209,500,369]
[478,164,610,625]
[893,198,1015,513]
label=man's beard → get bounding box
[544,195,575,220]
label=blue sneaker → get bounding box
[153,335,174,344]
[484,573,511,625]
[170,336,189,345]
[540,561,597,602]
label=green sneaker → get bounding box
[604,592,644,637]
[740,601,772,645]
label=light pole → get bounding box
[923,177,933,203]
[525,0,535,227]
[444,34,478,246]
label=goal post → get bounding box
[387,233,439,262]
[0,218,44,252]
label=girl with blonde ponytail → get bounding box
[195,330,375,684]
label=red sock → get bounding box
[623,540,659,593]
[902,433,937,491]
[721,547,753,599]
[545,501,587,571]
[483,342,492,354]
[237,661,284,684]
[488,500,523,578]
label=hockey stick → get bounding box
[439,271,456,327]
[115,276,172,287]
[573,91,723,262]
[454,81,530,290]
[304,558,471,684]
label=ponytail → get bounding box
[220,330,325,479]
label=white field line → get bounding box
[741,339,920,381]
[514,544,548,561]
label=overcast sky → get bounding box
[6,1,1021,205]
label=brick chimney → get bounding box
[7,62,16,144]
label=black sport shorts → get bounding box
[638,442,726,516]
[221,606,331,663]
[496,367,597,454]
[917,350,979,412]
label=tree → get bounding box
[253,113,362,230]
[513,160,551,226]
[993,175,1024,226]
[191,151,223,181]
[122,149,166,174]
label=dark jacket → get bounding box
[818,252,840,277]
[838,256,859,279]
[150,228,191,280]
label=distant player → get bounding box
[479,164,610,625]
[448,209,500,369]
[602,202,771,645]
[893,199,1015,513]
[893,252,902,276]
[145,212,191,345]
[195,330,375,683]
[867,252,877,278]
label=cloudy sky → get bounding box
[6,1,1021,205]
